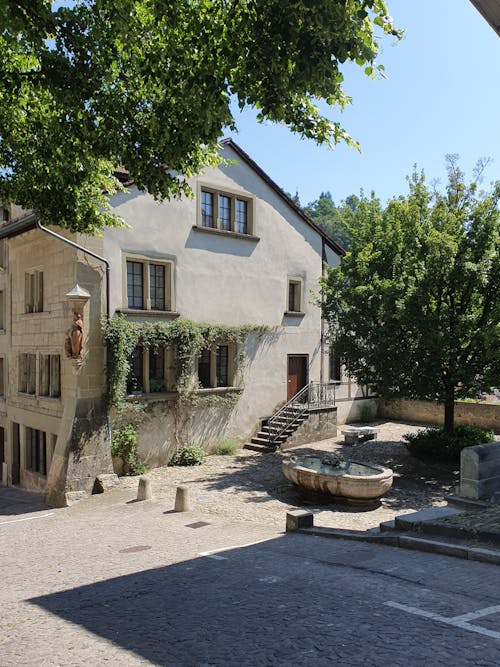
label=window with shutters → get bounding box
[26,428,47,476]
[25,270,43,313]
[19,353,36,394]
[39,354,61,397]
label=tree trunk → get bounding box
[443,388,455,434]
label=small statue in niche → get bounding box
[65,310,84,359]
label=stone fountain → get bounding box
[282,452,393,501]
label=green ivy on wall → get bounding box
[102,316,269,410]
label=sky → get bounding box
[228,1,500,207]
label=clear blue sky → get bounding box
[228,1,500,207]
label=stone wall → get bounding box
[378,398,499,433]
[281,407,337,450]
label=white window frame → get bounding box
[196,183,255,237]
[122,254,174,312]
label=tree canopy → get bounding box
[305,191,359,248]
[321,157,500,432]
[0,0,399,234]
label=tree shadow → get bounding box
[0,486,48,517]
[183,433,459,516]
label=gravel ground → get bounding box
[119,420,466,531]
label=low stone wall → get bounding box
[281,407,337,450]
[378,398,500,433]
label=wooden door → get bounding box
[287,355,308,401]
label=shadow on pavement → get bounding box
[0,486,47,517]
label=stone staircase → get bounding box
[244,406,310,452]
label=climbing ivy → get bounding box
[102,316,269,410]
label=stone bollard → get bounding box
[137,476,153,501]
[286,510,314,532]
[174,485,190,512]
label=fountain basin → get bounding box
[282,455,393,500]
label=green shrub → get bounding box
[169,444,205,466]
[215,438,239,455]
[111,425,147,475]
[404,425,494,463]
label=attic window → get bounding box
[197,185,255,237]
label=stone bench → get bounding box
[460,442,500,503]
[341,427,380,445]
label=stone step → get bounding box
[394,507,464,531]
[250,436,275,446]
[256,431,287,442]
[243,442,276,453]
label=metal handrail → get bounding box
[267,382,336,447]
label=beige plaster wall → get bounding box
[104,144,340,449]
[379,398,500,433]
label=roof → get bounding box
[469,0,500,36]
[220,139,345,256]
[0,140,346,255]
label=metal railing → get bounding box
[267,382,336,447]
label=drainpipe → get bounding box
[320,239,326,386]
[36,221,110,318]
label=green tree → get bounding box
[0,1,400,234]
[305,191,358,248]
[321,158,500,433]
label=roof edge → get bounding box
[0,213,37,239]
[220,138,346,256]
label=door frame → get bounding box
[287,354,309,401]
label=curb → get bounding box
[285,511,500,565]
[296,526,500,565]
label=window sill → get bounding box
[192,225,260,242]
[194,387,243,395]
[126,391,178,403]
[117,309,180,318]
[284,311,305,318]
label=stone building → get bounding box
[0,139,376,505]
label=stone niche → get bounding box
[460,442,500,502]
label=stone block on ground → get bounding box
[137,476,153,501]
[395,506,463,531]
[92,473,119,494]
[286,510,314,532]
[460,442,500,501]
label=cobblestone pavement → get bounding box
[2,420,500,666]
[119,420,462,531]
[1,489,500,666]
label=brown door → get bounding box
[287,355,308,401]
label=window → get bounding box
[149,347,166,392]
[197,344,233,389]
[39,354,61,398]
[125,258,173,312]
[127,346,144,394]
[126,346,174,394]
[329,347,342,383]
[198,186,254,236]
[0,239,6,268]
[26,428,47,476]
[287,279,302,313]
[19,353,36,394]
[0,291,4,330]
[25,270,43,313]
[0,358,4,396]
[201,191,214,227]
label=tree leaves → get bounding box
[321,162,500,427]
[0,0,400,233]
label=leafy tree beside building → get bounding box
[321,157,500,434]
